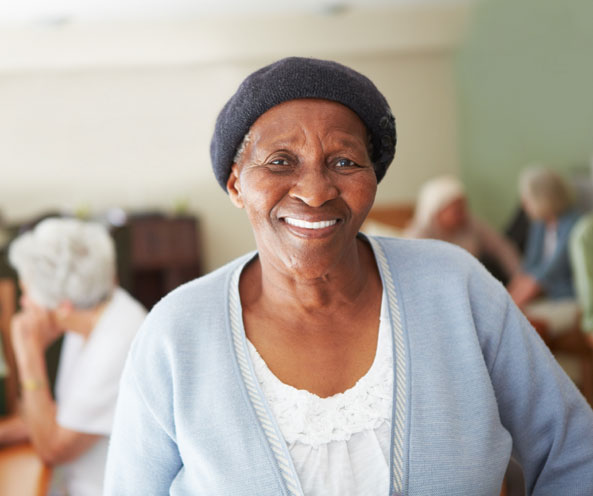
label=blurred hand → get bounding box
[507,273,541,308]
[10,305,62,358]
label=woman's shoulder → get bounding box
[118,254,257,411]
[129,252,253,352]
[155,251,253,310]
[371,234,481,270]
[555,209,583,238]
[369,234,503,300]
[561,208,583,225]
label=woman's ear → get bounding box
[227,164,244,209]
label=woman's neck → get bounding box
[242,237,379,314]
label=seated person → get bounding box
[508,166,581,335]
[0,217,146,496]
[404,174,521,284]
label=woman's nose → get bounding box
[288,164,339,207]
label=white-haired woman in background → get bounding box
[404,174,521,284]
[0,217,146,496]
[508,166,582,335]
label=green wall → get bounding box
[457,0,593,227]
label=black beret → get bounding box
[210,56,396,191]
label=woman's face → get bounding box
[521,194,548,222]
[436,197,468,232]
[227,98,377,278]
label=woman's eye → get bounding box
[336,158,357,168]
[267,155,294,167]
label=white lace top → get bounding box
[247,291,393,496]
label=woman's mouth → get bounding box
[283,217,338,230]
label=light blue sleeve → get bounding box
[103,345,182,494]
[487,294,593,494]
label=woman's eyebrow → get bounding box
[331,136,367,149]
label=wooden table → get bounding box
[0,443,51,496]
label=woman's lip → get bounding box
[283,217,338,230]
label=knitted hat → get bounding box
[210,56,396,191]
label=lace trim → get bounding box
[247,302,393,447]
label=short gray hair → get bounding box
[8,218,116,309]
[519,165,574,219]
[233,131,252,164]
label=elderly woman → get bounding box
[0,218,146,496]
[404,174,521,284]
[508,167,582,335]
[104,58,593,495]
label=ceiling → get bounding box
[0,0,473,26]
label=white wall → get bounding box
[0,5,469,271]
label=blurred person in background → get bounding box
[0,218,146,496]
[404,174,521,284]
[508,166,581,335]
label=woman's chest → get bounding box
[245,315,380,397]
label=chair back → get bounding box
[570,213,593,334]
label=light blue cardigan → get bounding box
[104,236,593,495]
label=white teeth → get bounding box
[284,218,337,229]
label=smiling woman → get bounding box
[227,99,377,284]
[104,57,593,496]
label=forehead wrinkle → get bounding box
[310,128,370,161]
[251,117,306,144]
[243,99,371,163]
[251,123,368,157]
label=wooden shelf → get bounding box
[114,214,202,310]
